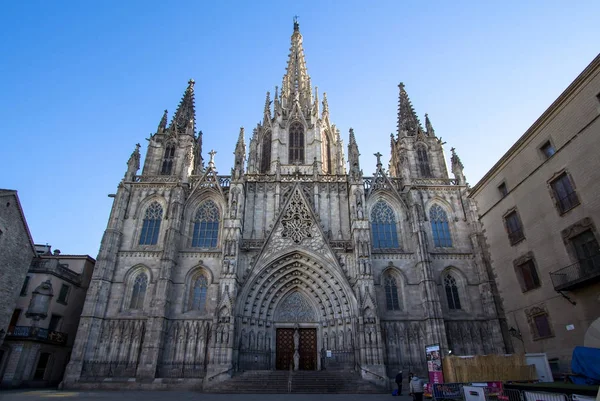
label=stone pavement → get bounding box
[0,390,414,401]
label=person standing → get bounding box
[395,370,403,395]
[409,374,425,401]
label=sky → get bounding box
[1,0,598,256]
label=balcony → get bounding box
[6,326,68,346]
[550,257,600,291]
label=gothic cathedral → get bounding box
[64,21,505,389]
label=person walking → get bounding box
[395,370,403,395]
[409,374,425,401]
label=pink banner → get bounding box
[425,344,445,384]
[429,371,444,384]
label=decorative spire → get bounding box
[158,109,168,132]
[263,91,272,122]
[397,82,422,137]
[322,92,329,116]
[450,147,464,171]
[169,79,196,135]
[233,127,246,179]
[425,113,435,136]
[281,18,311,111]
[125,143,141,180]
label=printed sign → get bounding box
[425,344,444,384]
[326,350,332,358]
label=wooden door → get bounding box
[276,328,294,370]
[299,328,317,370]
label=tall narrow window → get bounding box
[416,146,432,177]
[498,182,508,198]
[324,134,332,174]
[550,173,579,213]
[130,272,148,310]
[161,143,176,175]
[570,230,600,275]
[384,276,401,310]
[515,259,541,292]
[504,211,525,245]
[289,122,305,164]
[192,200,220,247]
[260,131,272,173]
[189,274,208,311]
[444,274,461,310]
[139,202,163,245]
[57,284,70,304]
[371,200,400,249]
[20,276,30,296]
[430,205,452,247]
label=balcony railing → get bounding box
[6,326,68,345]
[550,256,600,291]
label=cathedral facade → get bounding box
[64,21,506,389]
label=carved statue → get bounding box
[293,325,300,371]
[356,202,364,219]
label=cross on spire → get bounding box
[208,149,217,167]
[374,152,383,166]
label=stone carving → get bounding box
[281,189,313,243]
[275,291,317,322]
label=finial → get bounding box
[425,113,435,136]
[451,147,464,171]
[293,15,300,32]
[158,109,168,131]
[322,92,329,114]
[188,78,195,86]
[208,149,217,167]
[374,152,383,167]
[399,82,405,89]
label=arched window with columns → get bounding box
[384,275,401,310]
[370,200,400,249]
[444,274,462,310]
[430,204,452,247]
[416,146,432,177]
[161,143,176,175]
[188,274,208,311]
[192,200,220,247]
[139,201,163,245]
[289,122,305,164]
[129,272,148,310]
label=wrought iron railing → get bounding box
[550,257,600,291]
[7,326,67,345]
[81,360,139,378]
[156,362,206,378]
[238,350,272,371]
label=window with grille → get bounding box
[370,200,400,249]
[505,211,525,245]
[161,143,176,175]
[189,274,208,311]
[260,131,272,173]
[416,146,432,177]
[289,122,305,164]
[551,173,579,213]
[444,274,462,310]
[129,272,148,310]
[430,205,452,247]
[384,276,401,310]
[139,202,163,245]
[192,200,220,248]
[57,284,70,304]
[515,259,541,292]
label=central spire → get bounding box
[281,18,311,111]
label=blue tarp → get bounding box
[571,346,600,385]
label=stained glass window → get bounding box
[371,200,399,249]
[430,205,452,247]
[139,202,163,245]
[289,122,304,164]
[189,274,208,311]
[385,276,400,310]
[192,200,220,247]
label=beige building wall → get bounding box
[469,54,600,374]
[0,250,95,387]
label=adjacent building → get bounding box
[62,21,505,390]
[0,190,36,347]
[0,246,95,388]
[469,54,600,374]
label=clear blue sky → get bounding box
[1,0,598,256]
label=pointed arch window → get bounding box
[139,201,163,245]
[430,205,453,247]
[129,272,148,310]
[189,274,208,311]
[161,143,176,175]
[323,133,332,174]
[260,131,272,173]
[384,276,401,310]
[289,122,305,164]
[371,200,400,249]
[444,274,462,310]
[416,146,432,177]
[192,200,220,247]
